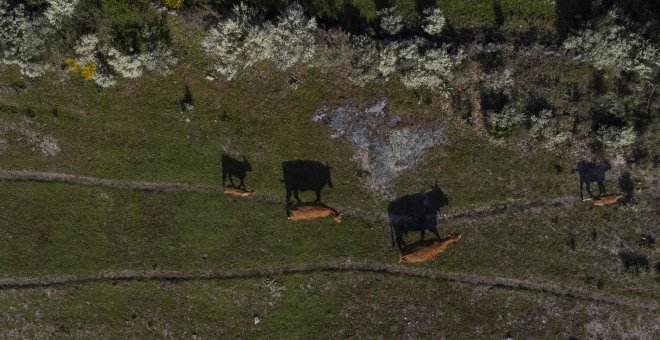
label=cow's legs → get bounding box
[238,178,246,190]
[286,188,293,204]
[579,179,584,199]
[585,181,594,198]
[420,228,425,241]
[430,226,441,240]
[597,181,605,196]
[293,189,302,204]
[396,229,406,251]
[314,189,321,203]
[222,172,227,187]
[228,175,236,187]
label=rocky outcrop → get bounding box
[313,100,446,195]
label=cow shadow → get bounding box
[575,160,611,200]
[388,183,449,252]
[618,171,634,194]
[282,160,333,204]
[221,154,252,189]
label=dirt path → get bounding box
[3,168,656,226]
[3,168,643,225]
[0,261,655,311]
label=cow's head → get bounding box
[243,156,252,172]
[324,162,333,188]
[333,214,343,223]
[597,160,611,172]
[448,233,461,242]
[424,182,448,210]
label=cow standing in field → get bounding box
[576,160,611,200]
[221,155,252,189]
[282,160,333,204]
[388,184,449,251]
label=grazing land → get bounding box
[1,0,658,338]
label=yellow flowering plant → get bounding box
[164,0,183,10]
[81,63,96,80]
[64,58,96,81]
[64,58,80,73]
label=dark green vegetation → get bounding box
[1,0,659,337]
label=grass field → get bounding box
[1,181,657,301]
[1,3,658,337]
[1,272,657,338]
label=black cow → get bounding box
[576,160,611,199]
[282,160,333,204]
[221,154,252,189]
[388,184,448,251]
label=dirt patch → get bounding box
[0,119,60,156]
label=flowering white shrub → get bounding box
[203,3,461,90]
[564,10,659,79]
[596,125,636,148]
[203,2,318,80]
[202,3,259,80]
[530,109,568,145]
[486,105,525,137]
[349,35,463,90]
[377,7,403,35]
[108,48,144,78]
[422,7,446,36]
[92,72,117,88]
[65,24,177,88]
[0,0,78,77]
[347,35,379,86]
[377,41,401,80]
[262,3,318,70]
[401,46,464,90]
[74,34,100,64]
[139,40,178,74]
[482,69,514,95]
[44,0,78,26]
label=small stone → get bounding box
[253,315,260,325]
[388,115,401,127]
[205,75,215,81]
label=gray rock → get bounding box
[312,100,446,195]
[388,115,402,127]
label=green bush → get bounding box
[73,0,171,54]
[486,104,525,138]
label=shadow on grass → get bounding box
[619,249,649,274]
[388,183,449,251]
[575,160,611,200]
[221,154,252,189]
[282,160,333,204]
[555,0,591,38]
